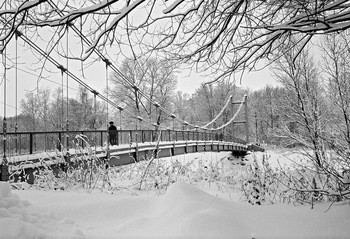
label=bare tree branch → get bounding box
[2,0,350,82]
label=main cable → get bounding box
[17,31,168,130]
[37,1,245,132]
[46,0,197,129]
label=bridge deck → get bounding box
[7,140,248,171]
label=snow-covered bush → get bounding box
[107,152,242,195]
[240,154,278,205]
[239,152,350,207]
[29,135,110,191]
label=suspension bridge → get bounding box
[0,94,261,183]
[0,10,263,182]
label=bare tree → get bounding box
[173,91,192,125]
[318,32,350,182]
[2,1,350,82]
[110,57,177,127]
[49,88,65,130]
[250,85,285,144]
[250,45,350,205]
[190,81,242,129]
[20,90,43,131]
[321,32,350,151]
[37,88,51,132]
[272,47,326,159]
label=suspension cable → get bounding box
[61,68,64,131]
[3,48,6,122]
[93,90,97,151]
[15,31,19,153]
[66,25,69,147]
[213,95,246,131]
[105,59,110,154]
[16,31,163,130]
[46,0,197,129]
[106,60,109,127]
[202,95,232,128]
[3,4,243,134]
[47,0,246,132]
[15,33,18,133]
[2,46,7,164]
[15,2,244,133]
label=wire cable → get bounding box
[214,96,245,131]
[202,95,233,128]
[17,31,165,130]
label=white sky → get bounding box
[0,30,279,118]
[0,1,283,119]
[176,67,278,94]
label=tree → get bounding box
[37,88,51,132]
[318,32,350,179]
[70,86,106,130]
[189,81,247,139]
[110,57,177,128]
[250,85,285,144]
[272,47,326,154]
[173,91,192,127]
[20,90,47,131]
[321,32,350,152]
[49,88,65,130]
[2,1,350,82]
[260,44,350,203]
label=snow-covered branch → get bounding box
[1,0,350,80]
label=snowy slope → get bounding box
[1,180,350,239]
[1,150,350,239]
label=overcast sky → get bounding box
[0,34,278,118]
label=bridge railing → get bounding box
[0,129,246,157]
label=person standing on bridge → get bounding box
[108,121,117,146]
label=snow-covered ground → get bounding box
[1,150,350,239]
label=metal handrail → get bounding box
[0,129,244,156]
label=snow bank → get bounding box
[116,182,250,238]
[13,181,350,239]
[2,150,350,239]
[119,182,350,239]
[0,182,85,239]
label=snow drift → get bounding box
[1,179,350,239]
